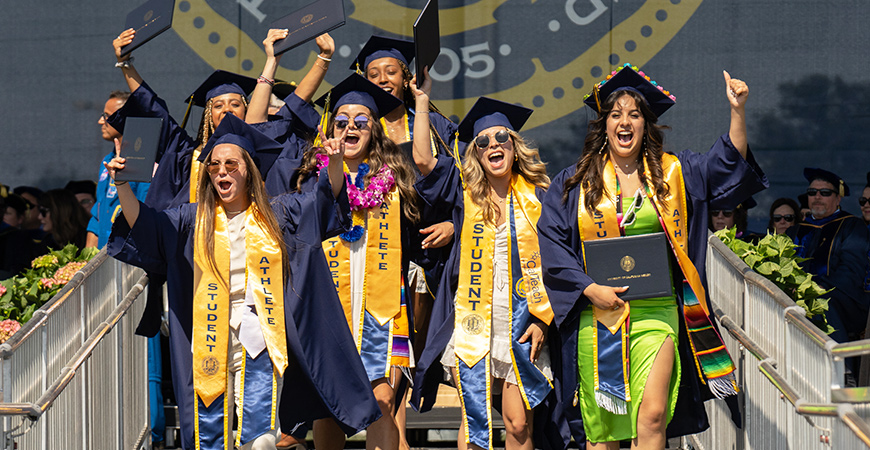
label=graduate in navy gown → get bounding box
[106,114,379,449]
[537,66,768,448]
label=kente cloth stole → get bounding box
[380,111,438,155]
[194,348,279,450]
[578,156,738,411]
[323,187,403,331]
[190,144,204,203]
[192,203,289,412]
[455,175,554,448]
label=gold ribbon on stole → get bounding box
[323,187,403,330]
[193,203,288,407]
[455,175,555,367]
[578,159,631,333]
[190,144,204,203]
[509,175,554,325]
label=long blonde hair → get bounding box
[462,130,550,225]
[195,146,286,286]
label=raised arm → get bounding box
[724,70,749,158]
[320,126,347,199]
[113,29,144,93]
[410,68,437,176]
[103,138,141,227]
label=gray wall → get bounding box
[2,0,869,229]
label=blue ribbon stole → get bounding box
[457,200,552,449]
[595,314,629,414]
[194,347,277,450]
[359,308,395,381]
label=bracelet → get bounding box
[257,75,275,86]
[317,54,332,62]
[114,57,134,69]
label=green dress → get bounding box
[576,194,681,442]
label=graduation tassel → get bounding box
[314,92,331,147]
[181,95,195,130]
[451,131,465,189]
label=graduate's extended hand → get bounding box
[320,125,347,161]
[103,138,126,181]
[519,321,547,363]
[113,29,135,62]
[723,70,748,110]
[420,221,454,249]
[263,28,289,60]
[409,66,432,104]
[315,33,335,60]
[583,283,628,311]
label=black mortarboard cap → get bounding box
[583,64,676,118]
[314,73,403,118]
[350,35,415,72]
[198,114,283,176]
[457,97,533,144]
[803,167,849,196]
[186,70,258,107]
[64,180,97,197]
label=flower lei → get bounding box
[316,153,396,242]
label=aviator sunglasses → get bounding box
[772,214,795,222]
[334,115,370,131]
[806,188,835,197]
[206,159,241,175]
[474,129,510,148]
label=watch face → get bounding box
[171,0,697,130]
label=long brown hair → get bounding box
[39,189,89,249]
[463,130,550,226]
[296,108,420,222]
[562,90,670,213]
[195,145,286,286]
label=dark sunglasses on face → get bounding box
[334,114,370,130]
[38,206,50,216]
[773,214,795,222]
[474,129,510,149]
[859,197,869,206]
[206,159,240,175]
[711,210,734,218]
[806,188,835,197]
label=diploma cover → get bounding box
[115,117,163,183]
[583,232,673,301]
[271,0,346,56]
[120,0,176,56]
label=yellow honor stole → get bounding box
[190,144,204,203]
[455,175,554,367]
[579,155,737,393]
[323,187,403,333]
[192,203,289,407]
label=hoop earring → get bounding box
[598,136,608,155]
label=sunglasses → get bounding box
[38,206,50,216]
[711,210,734,218]
[806,188,836,197]
[334,114,370,130]
[772,214,795,222]
[474,129,510,149]
[205,159,241,175]
[859,197,869,206]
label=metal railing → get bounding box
[0,250,150,450]
[686,235,870,450]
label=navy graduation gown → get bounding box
[107,174,380,449]
[537,134,768,440]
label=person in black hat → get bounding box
[110,28,329,211]
[104,113,378,450]
[283,73,419,450]
[538,65,768,448]
[410,94,556,450]
[787,168,870,345]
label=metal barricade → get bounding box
[0,250,149,450]
[687,235,870,449]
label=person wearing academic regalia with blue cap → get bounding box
[104,113,379,450]
[279,73,419,450]
[110,28,330,211]
[410,95,558,450]
[537,65,768,448]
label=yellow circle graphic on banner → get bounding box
[462,313,484,335]
[172,0,701,130]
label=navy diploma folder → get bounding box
[115,117,163,183]
[583,232,674,301]
[271,0,346,56]
[413,0,440,88]
[120,0,176,56]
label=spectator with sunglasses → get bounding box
[788,168,870,348]
[766,197,801,235]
